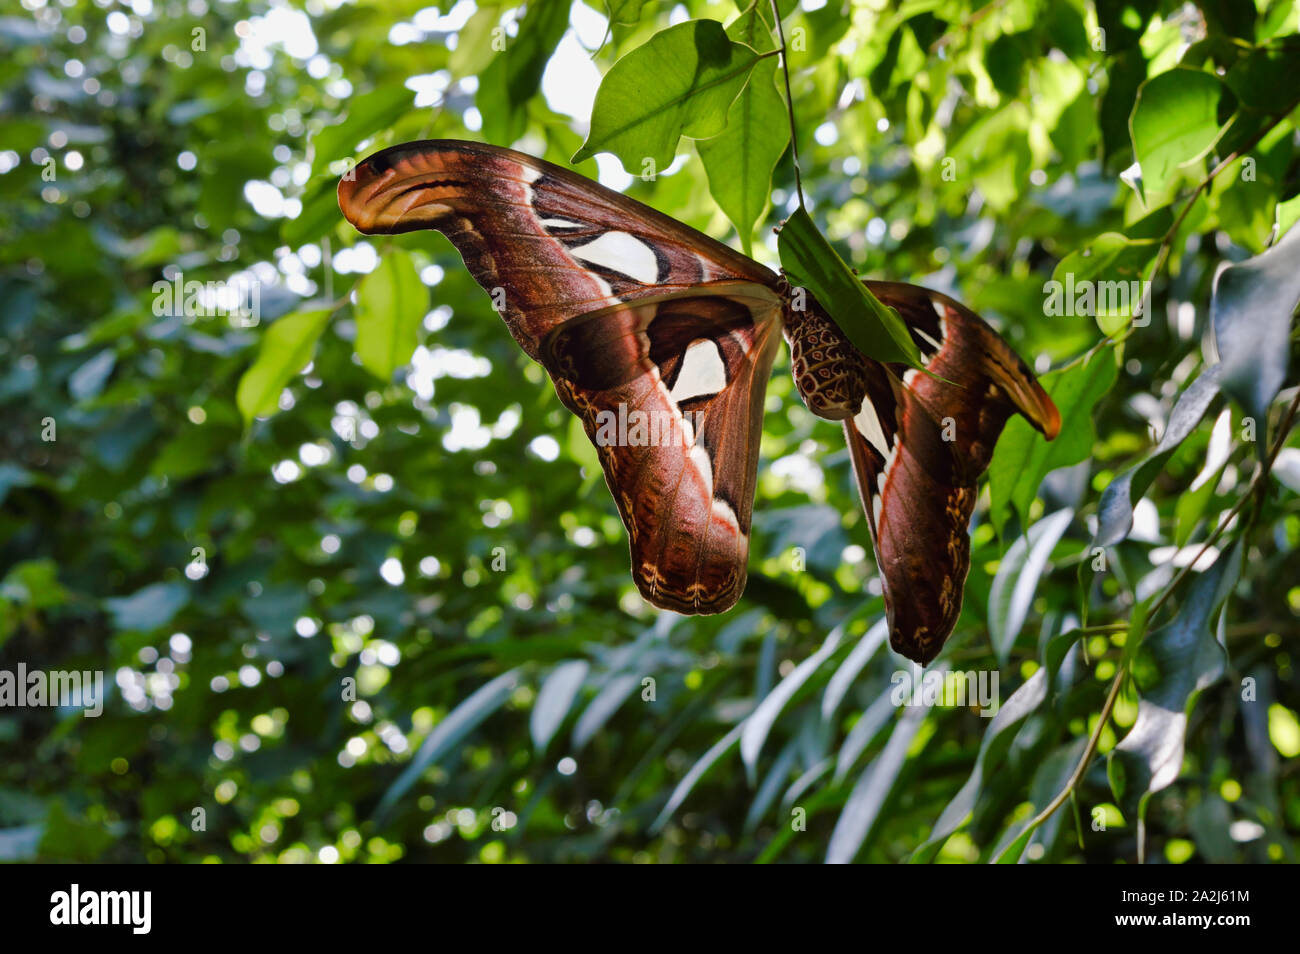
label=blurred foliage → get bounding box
[3,0,1300,865]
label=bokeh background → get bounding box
[2,0,1299,863]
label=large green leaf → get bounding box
[1129,67,1224,199]
[354,250,427,381]
[530,661,589,753]
[910,667,1051,863]
[236,307,333,426]
[696,9,787,255]
[478,0,571,145]
[777,207,924,368]
[374,669,522,821]
[988,349,1117,536]
[988,508,1074,665]
[1094,364,1222,547]
[1108,544,1242,813]
[573,19,761,171]
[1211,221,1300,426]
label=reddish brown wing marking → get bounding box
[844,282,1059,665]
[338,139,785,614]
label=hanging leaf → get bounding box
[354,249,426,381]
[573,19,762,171]
[821,618,889,725]
[910,667,1051,863]
[740,626,843,783]
[777,207,924,368]
[743,739,800,833]
[1129,67,1224,200]
[649,721,745,833]
[826,703,929,863]
[1094,364,1223,547]
[530,661,589,753]
[1211,221,1300,427]
[236,308,333,425]
[834,687,900,784]
[989,735,1088,863]
[570,672,641,751]
[374,669,522,820]
[988,508,1075,664]
[1108,544,1242,812]
[697,8,788,255]
[478,0,571,145]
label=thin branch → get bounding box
[770,0,805,208]
[1012,385,1300,855]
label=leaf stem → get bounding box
[770,0,805,208]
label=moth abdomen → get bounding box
[782,294,871,421]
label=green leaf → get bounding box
[1129,67,1223,199]
[310,85,413,181]
[777,207,924,368]
[235,308,333,426]
[1108,544,1242,812]
[740,625,843,783]
[606,0,652,25]
[989,735,1088,863]
[696,10,787,255]
[570,672,640,751]
[1094,364,1222,547]
[1211,222,1300,426]
[374,669,522,821]
[988,508,1074,665]
[354,249,427,381]
[68,350,116,401]
[479,0,571,145]
[743,739,800,833]
[573,19,761,171]
[1048,232,1160,336]
[649,721,745,833]
[530,660,589,753]
[1223,37,1300,111]
[826,703,928,864]
[821,618,888,725]
[988,349,1117,536]
[910,668,1051,862]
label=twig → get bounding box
[1011,385,1300,854]
[770,0,805,208]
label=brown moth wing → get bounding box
[545,289,782,613]
[843,282,1059,664]
[337,139,779,361]
[338,139,785,614]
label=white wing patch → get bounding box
[569,230,660,285]
[542,217,584,230]
[853,397,892,459]
[669,338,728,404]
[915,326,942,352]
